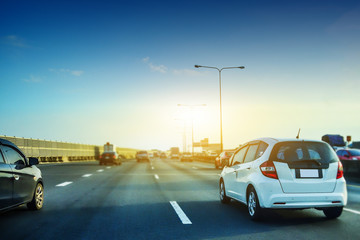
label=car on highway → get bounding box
[181,152,193,162]
[160,152,167,159]
[0,138,44,212]
[136,151,150,162]
[336,149,360,161]
[215,150,234,169]
[219,138,347,220]
[99,151,122,165]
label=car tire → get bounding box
[247,187,262,221]
[219,180,231,204]
[323,207,343,219]
[27,182,44,210]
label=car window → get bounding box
[348,149,360,156]
[336,150,343,156]
[271,141,338,164]
[255,142,268,159]
[1,146,26,166]
[243,144,259,163]
[0,150,5,163]
[231,146,248,166]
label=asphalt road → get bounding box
[1,158,360,240]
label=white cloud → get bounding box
[172,69,204,76]
[71,70,84,76]
[142,57,167,73]
[148,62,167,73]
[23,75,42,83]
[2,35,28,48]
[49,68,84,76]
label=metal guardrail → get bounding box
[0,135,137,163]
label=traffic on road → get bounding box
[1,138,360,239]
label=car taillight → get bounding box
[99,155,102,159]
[337,161,343,179]
[260,161,278,179]
[112,155,116,159]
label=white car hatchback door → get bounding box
[270,141,339,193]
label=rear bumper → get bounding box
[255,177,347,209]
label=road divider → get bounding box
[170,201,192,224]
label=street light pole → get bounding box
[194,65,245,153]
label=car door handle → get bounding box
[14,175,20,181]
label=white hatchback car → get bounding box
[219,138,347,220]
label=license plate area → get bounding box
[295,169,323,178]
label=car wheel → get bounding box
[27,182,44,210]
[323,207,343,219]
[247,187,262,221]
[219,180,231,204]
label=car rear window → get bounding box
[348,149,360,156]
[270,141,338,164]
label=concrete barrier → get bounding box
[0,135,137,163]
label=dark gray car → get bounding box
[0,138,44,212]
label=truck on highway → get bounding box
[99,142,122,165]
[170,147,180,159]
[104,142,116,152]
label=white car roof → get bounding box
[254,137,324,145]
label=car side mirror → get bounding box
[29,157,39,166]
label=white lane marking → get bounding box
[344,208,360,215]
[97,169,104,172]
[347,184,360,189]
[170,201,192,224]
[154,174,159,179]
[82,174,92,178]
[106,166,111,169]
[56,181,73,187]
[151,166,155,170]
[192,167,198,169]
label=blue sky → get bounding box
[1,0,360,150]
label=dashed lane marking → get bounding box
[192,167,198,169]
[344,208,360,215]
[106,166,111,169]
[154,174,159,179]
[151,166,155,170]
[170,201,192,224]
[97,169,104,172]
[82,174,92,177]
[56,182,73,187]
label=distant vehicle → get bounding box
[136,151,149,162]
[160,152,167,159]
[170,147,180,159]
[220,138,347,220]
[181,152,193,162]
[322,134,346,149]
[149,152,154,158]
[99,151,121,165]
[208,152,219,161]
[336,149,360,161]
[215,150,234,169]
[0,138,44,212]
[104,142,116,152]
